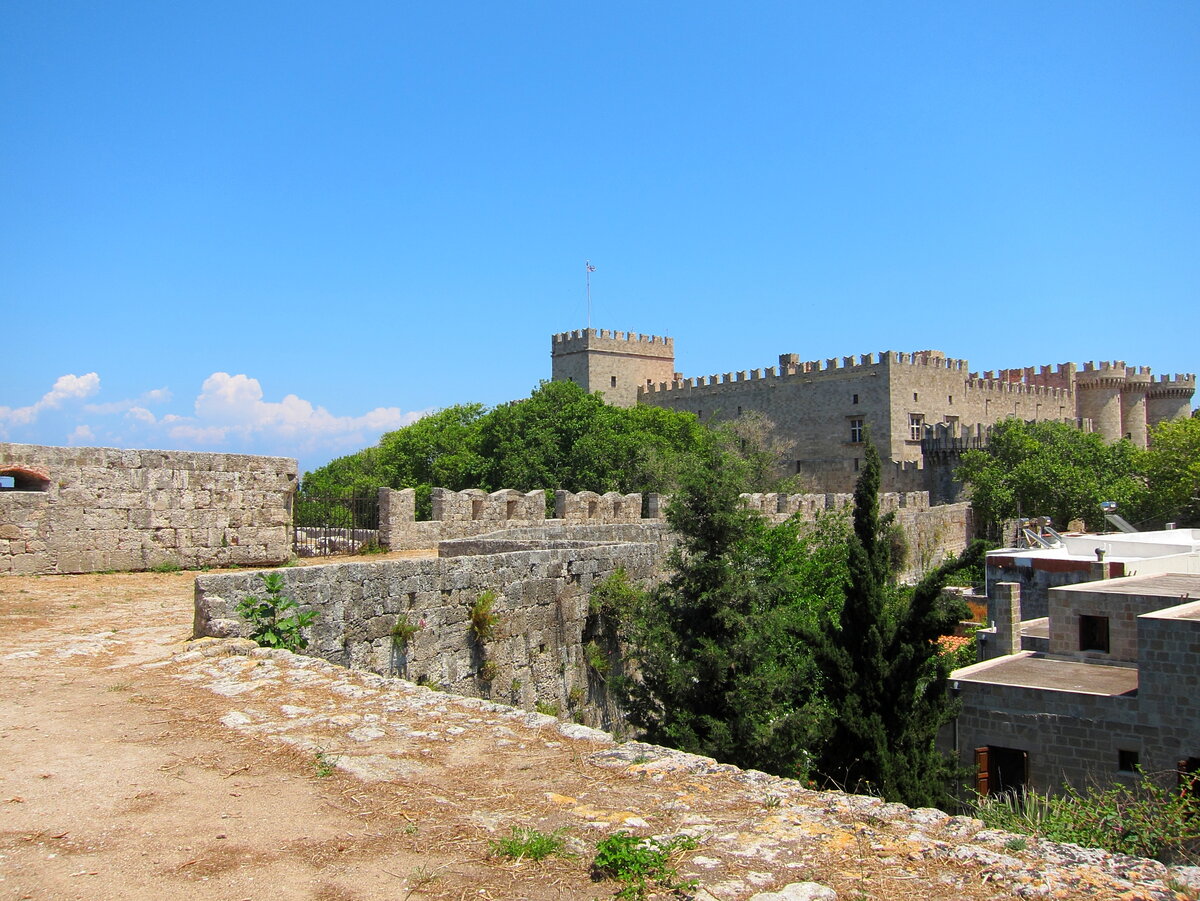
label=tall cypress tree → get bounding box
[811,439,983,808]
[619,439,840,775]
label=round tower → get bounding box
[1120,368,1152,446]
[1147,374,1197,431]
[1074,363,1126,442]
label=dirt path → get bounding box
[0,567,1184,901]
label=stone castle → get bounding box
[551,328,1196,492]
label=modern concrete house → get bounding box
[949,553,1200,797]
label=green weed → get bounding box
[313,748,340,778]
[974,769,1200,861]
[489,826,572,862]
[469,589,499,642]
[391,615,423,647]
[535,700,560,718]
[148,559,182,573]
[591,832,698,900]
[583,639,610,676]
[236,572,316,652]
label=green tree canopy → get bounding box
[807,439,984,808]
[1143,416,1200,527]
[955,419,1147,534]
[617,441,849,775]
[300,380,791,503]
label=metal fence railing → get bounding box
[293,493,380,557]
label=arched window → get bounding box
[0,467,51,492]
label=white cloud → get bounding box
[126,406,157,424]
[85,386,173,416]
[171,372,424,451]
[1,372,101,426]
[68,424,95,444]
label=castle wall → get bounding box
[379,487,650,550]
[381,485,974,579]
[639,350,1081,493]
[193,535,661,732]
[0,442,295,574]
[640,353,896,491]
[551,329,675,408]
[1147,375,1197,429]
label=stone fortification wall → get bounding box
[382,486,972,578]
[633,340,1194,493]
[0,443,295,574]
[739,491,974,580]
[193,534,661,732]
[382,486,973,578]
[380,487,650,549]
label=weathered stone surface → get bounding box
[749,884,837,901]
[194,532,661,730]
[0,442,296,574]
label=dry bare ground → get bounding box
[0,560,1181,901]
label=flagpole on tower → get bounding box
[585,260,596,330]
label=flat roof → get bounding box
[954,652,1138,696]
[988,529,1200,565]
[1052,571,1200,600]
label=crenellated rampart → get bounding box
[379,486,973,580]
[551,328,674,357]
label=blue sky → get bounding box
[3,2,1197,474]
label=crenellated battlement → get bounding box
[961,376,1073,401]
[551,328,674,358]
[639,348,985,398]
[1148,373,1197,393]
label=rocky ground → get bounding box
[1,561,1196,901]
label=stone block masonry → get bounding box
[382,486,974,580]
[193,531,661,732]
[0,443,296,574]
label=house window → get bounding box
[610,376,617,388]
[852,393,859,404]
[1079,615,1110,653]
[853,457,859,472]
[849,419,864,443]
[1118,750,1139,773]
[913,392,919,401]
[909,413,924,441]
[948,395,953,405]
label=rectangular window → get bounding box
[909,413,924,441]
[948,395,953,405]
[1079,615,1110,653]
[610,376,617,387]
[913,392,919,401]
[853,457,860,472]
[1118,750,1139,773]
[852,393,859,404]
[849,419,864,443]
